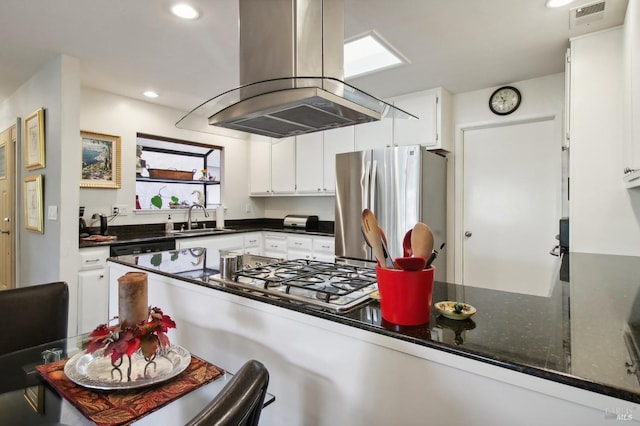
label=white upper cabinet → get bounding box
[271,137,296,193]
[249,137,272,194]
[249,136,296,195]
[390,87,452,151]
[295,127,355,195]
[295,132,324,194]
[354,117,393,151]
[322,126,354,193]
[623,0,640,187]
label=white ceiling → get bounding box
[0,0,629,114]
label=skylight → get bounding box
[344,32,407,79]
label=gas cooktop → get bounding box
[219,255,377,313]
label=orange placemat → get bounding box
[36,354,224,426]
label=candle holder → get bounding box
[87,306,176,379]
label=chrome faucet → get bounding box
[187,204,209,229]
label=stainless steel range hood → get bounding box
[176,0,415,138]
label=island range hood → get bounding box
[176,0,415,139]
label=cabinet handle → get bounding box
[294,242,302,246]
[321,245,330,249]
[85,259,100,263]
[99,274,104,279]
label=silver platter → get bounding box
[63,345,191,390]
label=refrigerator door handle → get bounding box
[370,160,378,213]
[363,160,371,211]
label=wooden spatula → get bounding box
[361,209,388,268]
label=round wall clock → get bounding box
[488,86,521,115]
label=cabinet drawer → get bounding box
[264,236,287,253]
[313,238,335,254]
[244,234,262,247]
[79,247,109,270]
[288,237,312,251]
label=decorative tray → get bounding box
[64,345,191,390]
[434,301,477,320]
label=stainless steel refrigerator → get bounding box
[335,145,447,281]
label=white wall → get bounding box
[262,196,334,221]
[570,27,640,256]
[79,88,265,225]
[450,73,566,280]
[0,55,81,333]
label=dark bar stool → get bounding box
[186,359,270,426]
[0,281,69,356]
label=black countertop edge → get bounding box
[80,219,334,248]
[108,257,640,404]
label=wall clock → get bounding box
[489,86,521,115]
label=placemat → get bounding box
[36,354,224,426]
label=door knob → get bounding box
[464,231,472,237]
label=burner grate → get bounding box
[235,259,377,299]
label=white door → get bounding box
[0,125,16,290]
[462,118,560,296]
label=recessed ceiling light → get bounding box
[344,32,407,79]
[143,91,159,98]
[545,0,576,8]
[171,4,200,20]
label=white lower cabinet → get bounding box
[287,234,334,262]
[264,233,287,259]
[242,232,263,255]
[78,247,110,333]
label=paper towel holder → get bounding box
[216,205,226,230]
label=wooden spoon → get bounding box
[394,256,426,271]
[411,222,434,260]
[361,209,388,268]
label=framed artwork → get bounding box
[24,174,43,233]
[24,108,45,170]
[80,130,121,189]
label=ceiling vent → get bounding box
[570,1,606,28]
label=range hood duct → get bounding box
[176,0,415,138]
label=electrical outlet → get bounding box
[112,204,128,216]
[245,203,252,213]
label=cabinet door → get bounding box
[271,137,296,193]
[323,126,354,193]
[295,133,324,194]
[250,138,272,194]
[78,269,109,333]
[392,89,438,147]
[312,236,335,262]
[243,232,263,255]
[354,118,393,151]
[264,234,287,259]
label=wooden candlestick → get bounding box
[118,272,148,328]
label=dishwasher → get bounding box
[109,239,176,257]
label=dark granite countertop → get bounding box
[108,249,640,404]
[79,218,334,248]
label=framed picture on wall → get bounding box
[24,108,45,170]
[80,130,121,189]
[24,174,43,233]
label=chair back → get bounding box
[0,281,69,355]
[186,359,270,426]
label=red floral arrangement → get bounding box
[87,306,176,363]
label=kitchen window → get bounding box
[135,133,222,211]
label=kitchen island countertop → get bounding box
[108,249,640,405]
